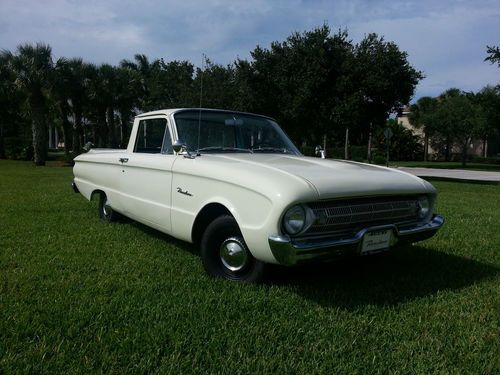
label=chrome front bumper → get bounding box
[268,214,444,266]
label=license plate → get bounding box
[362,229,392,253]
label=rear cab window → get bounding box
[134,118,173,154]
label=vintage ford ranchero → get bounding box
[73,108,444,281]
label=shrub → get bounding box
[471,156,500,165]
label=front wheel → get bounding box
[200,215,265,282]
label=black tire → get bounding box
[200,215,265,282]
[98,193,120,222]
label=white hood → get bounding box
[210,154,434,199]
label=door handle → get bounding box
[119,158,129,163]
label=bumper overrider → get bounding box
[268,214,444,266]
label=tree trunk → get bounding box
[424,133,429,162]
[60,104,73,157]
[73,106,83,155]
[30,95,48,166]
[48,125,53,149]
[483,137,488,157]
[344,127,349,160]
[107,107,117,148]
[119,109,130,148]
[97,109,108,148]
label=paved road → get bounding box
[396,167,500,183]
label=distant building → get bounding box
[396,106,487,160]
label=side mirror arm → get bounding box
[315,145,326,159]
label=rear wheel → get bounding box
[200,215,265,282]
[98,193,119,222]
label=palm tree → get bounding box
[4,43,53,165]
[66,58,92,154]
[53,58,73,156]
[115,66,140,146]
[85,64,111,147]
[99,64,118,147]
[120,54,160,111]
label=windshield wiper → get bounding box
[250,146,291,154]
[196,146,253,153]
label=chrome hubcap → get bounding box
[103,198,112,217]
[220,237,249,272]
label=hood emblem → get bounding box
[177,187,193,197]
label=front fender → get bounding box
[171,171,282,262]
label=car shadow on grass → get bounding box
[265,246,499,309]
[121,221,499,309]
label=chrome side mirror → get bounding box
[173,140,195,158]
[172,140,185,154]
[83,142,94,152]
[315,145,326,159]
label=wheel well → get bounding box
[91,189,105,201]
[192,203,234,245]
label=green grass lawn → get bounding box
[1,160,499,373]
[391,161,500,172]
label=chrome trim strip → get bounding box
[268,214,444,266]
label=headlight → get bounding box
[418,196,431,220]
[283,205,306,235]
[283,205,316,235]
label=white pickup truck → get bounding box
[72,108,444,281]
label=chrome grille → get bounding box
[305,196,420,237]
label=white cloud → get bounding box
[1,0,498,99]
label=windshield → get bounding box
[173,110,301,155]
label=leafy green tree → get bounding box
[152,59,195,108]
[408,96,438,161]
[233,26,422,154]
[475,85,500,156]
[354,33,423,160]
[375,118,423,161]
[192,59,236,110]
[435,90,485,166]
[485,45,500,67]
[236,26,356,146]
[4,43,53,165]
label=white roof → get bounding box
[135,108,274,120]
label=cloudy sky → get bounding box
[1,0,498,101]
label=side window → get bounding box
[134,118,172,154]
